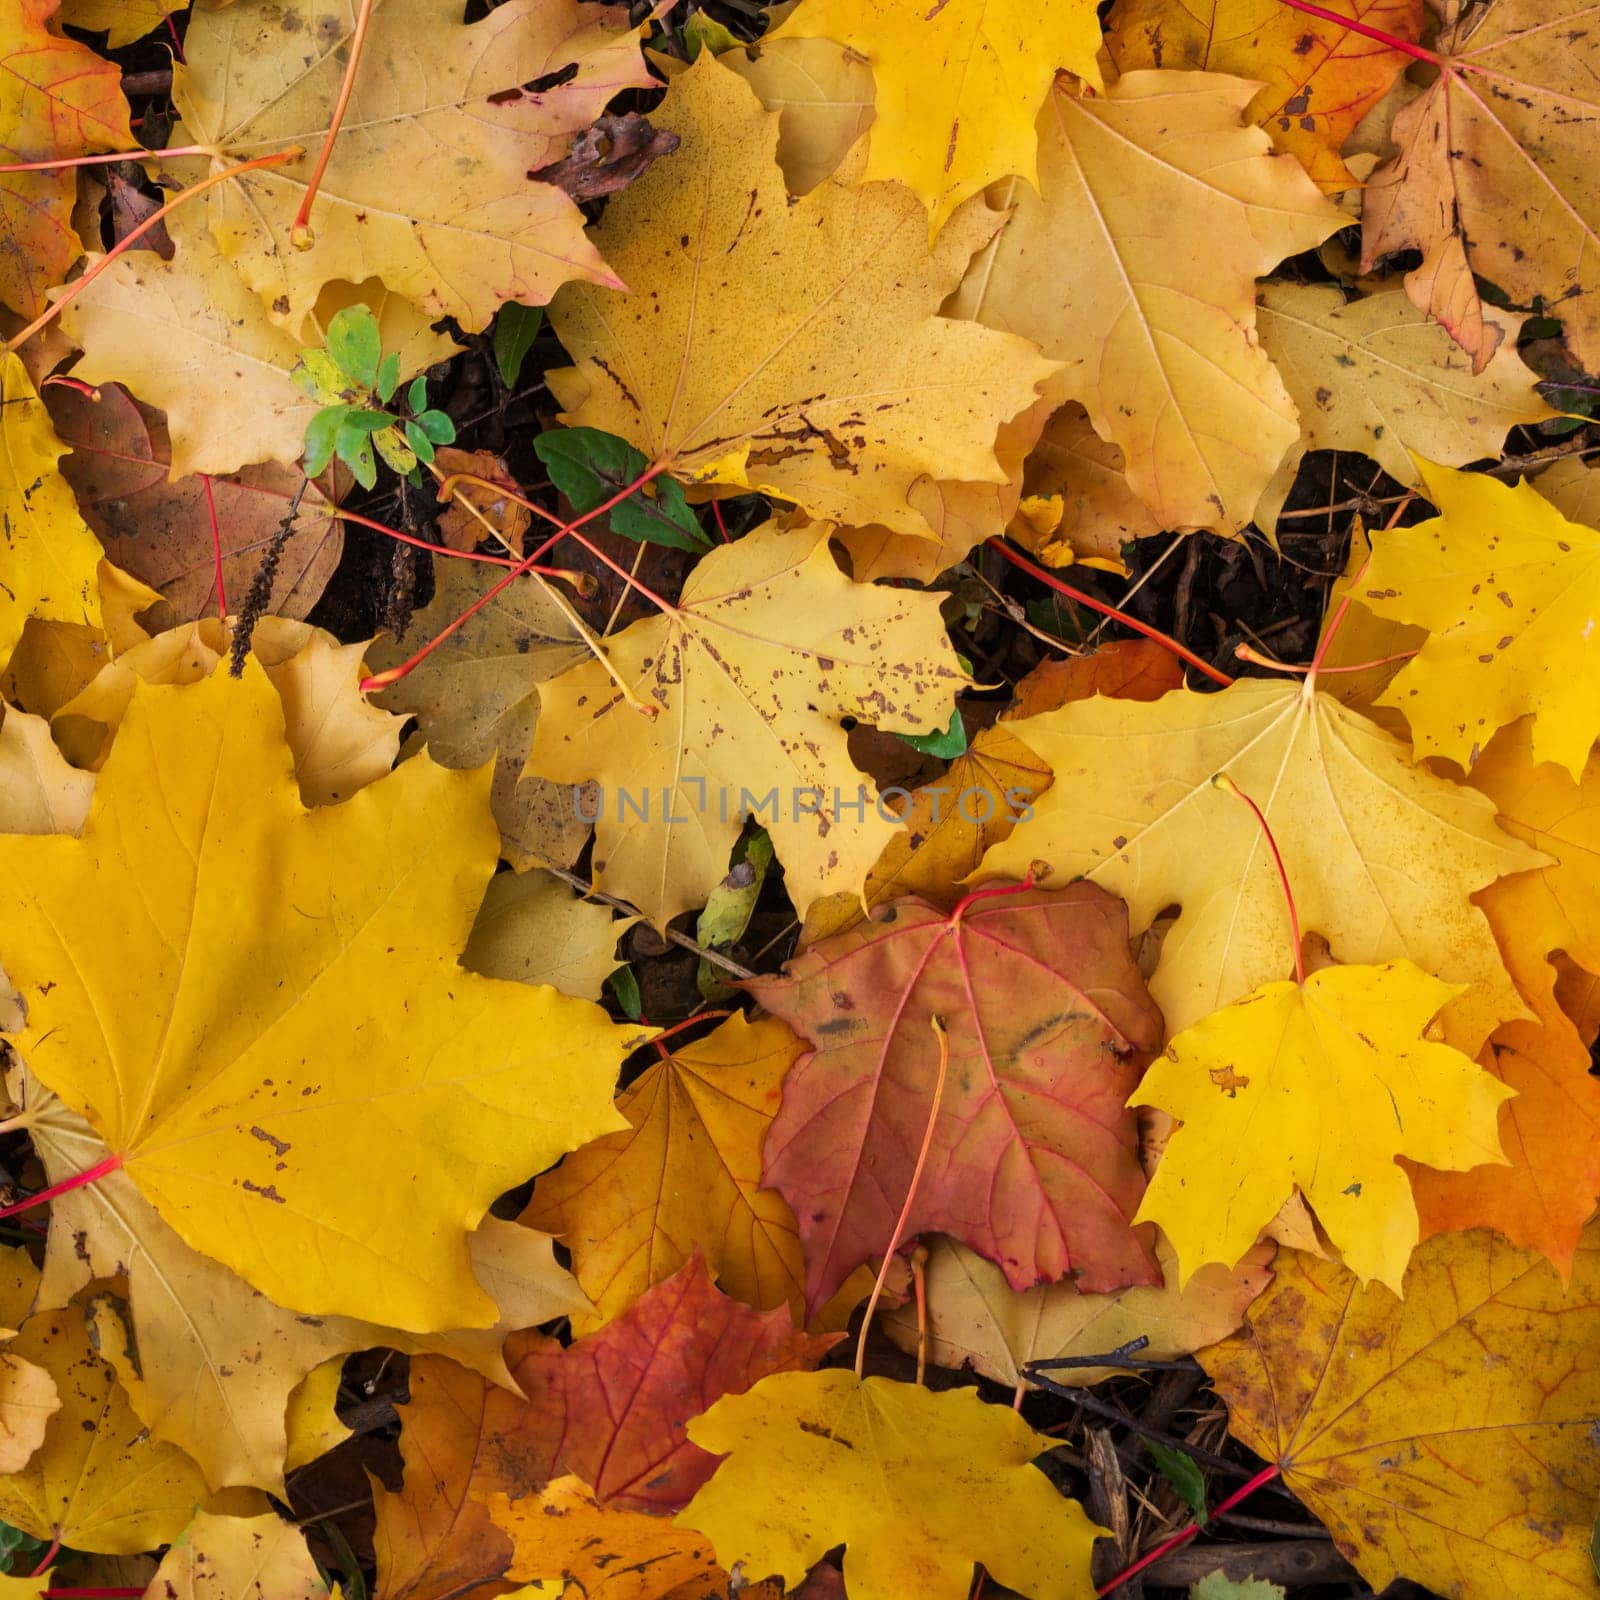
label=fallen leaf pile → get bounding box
[0,2,1596,1599]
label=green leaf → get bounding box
[340,408,398,436]
[0,1519,49,1574]
[493,301,544,386]
[899,705,967,759]
[607,966,642,1021]
[379,426,422,474]
[377,350,401,403]
[534,426,708,553]
[325,304,381,390]
[407,376,430,413]
[303,405,351,478]
[1189,1574,1285,1600]
[696,830,774,1001]
[1147,1441,1208,1529]
[401,419,435,466]
[417,408,456,446]
[536,425,645,507]
[615,476,708,553]
[292,349,352,406]
[1026,592,1093,645]
[335,414,380,489]
[685,12,739,58]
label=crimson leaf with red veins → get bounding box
[749,882,1164,1315]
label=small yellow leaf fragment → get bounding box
[0,354,105,668]
[770,0,1103,234]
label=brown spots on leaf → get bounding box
[1210,1065,1249,1097]
[798,1418,854,1447]
[249,1126,290,1157]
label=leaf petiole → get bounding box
[3,149,305,354]
[1213,774,1305,985]
[1270,0,1441,64]
[0,1153,122,1221]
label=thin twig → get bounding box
[541,864,757,978]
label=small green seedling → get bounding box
[294,305,456,489]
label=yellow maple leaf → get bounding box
[1203,1223,1600,1597]
[829,390,1061,583]
[767,0,1103,235]
[679,1369,1102,1600]
[1360,460,1600,779]
[23,1063,588,1493]
[1106,0,1423,191]
[0,1292,227,1553]
[1012,404,1158,572]
[1252,286,1556,535]
[1134,962,1511,1291]
[1470,717,1600,978]
[523,1012,808,1328]
[801,642,1180,944]
[0,702,90,836]
[0,354,105,670]
[0,1346,56,1476]
[721,35,874,196]
[57,617,403,806]
[0,558,158,724]
[948,71,1341,534]
[546,55,1058,539]
[526,521,967,928]
[0,662,637,1333]
[282,1360,351,1475]
[979,675,1544,1051]
[145,1511,329,1600]
[800,719,1051,944]
[172,0,649,335]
